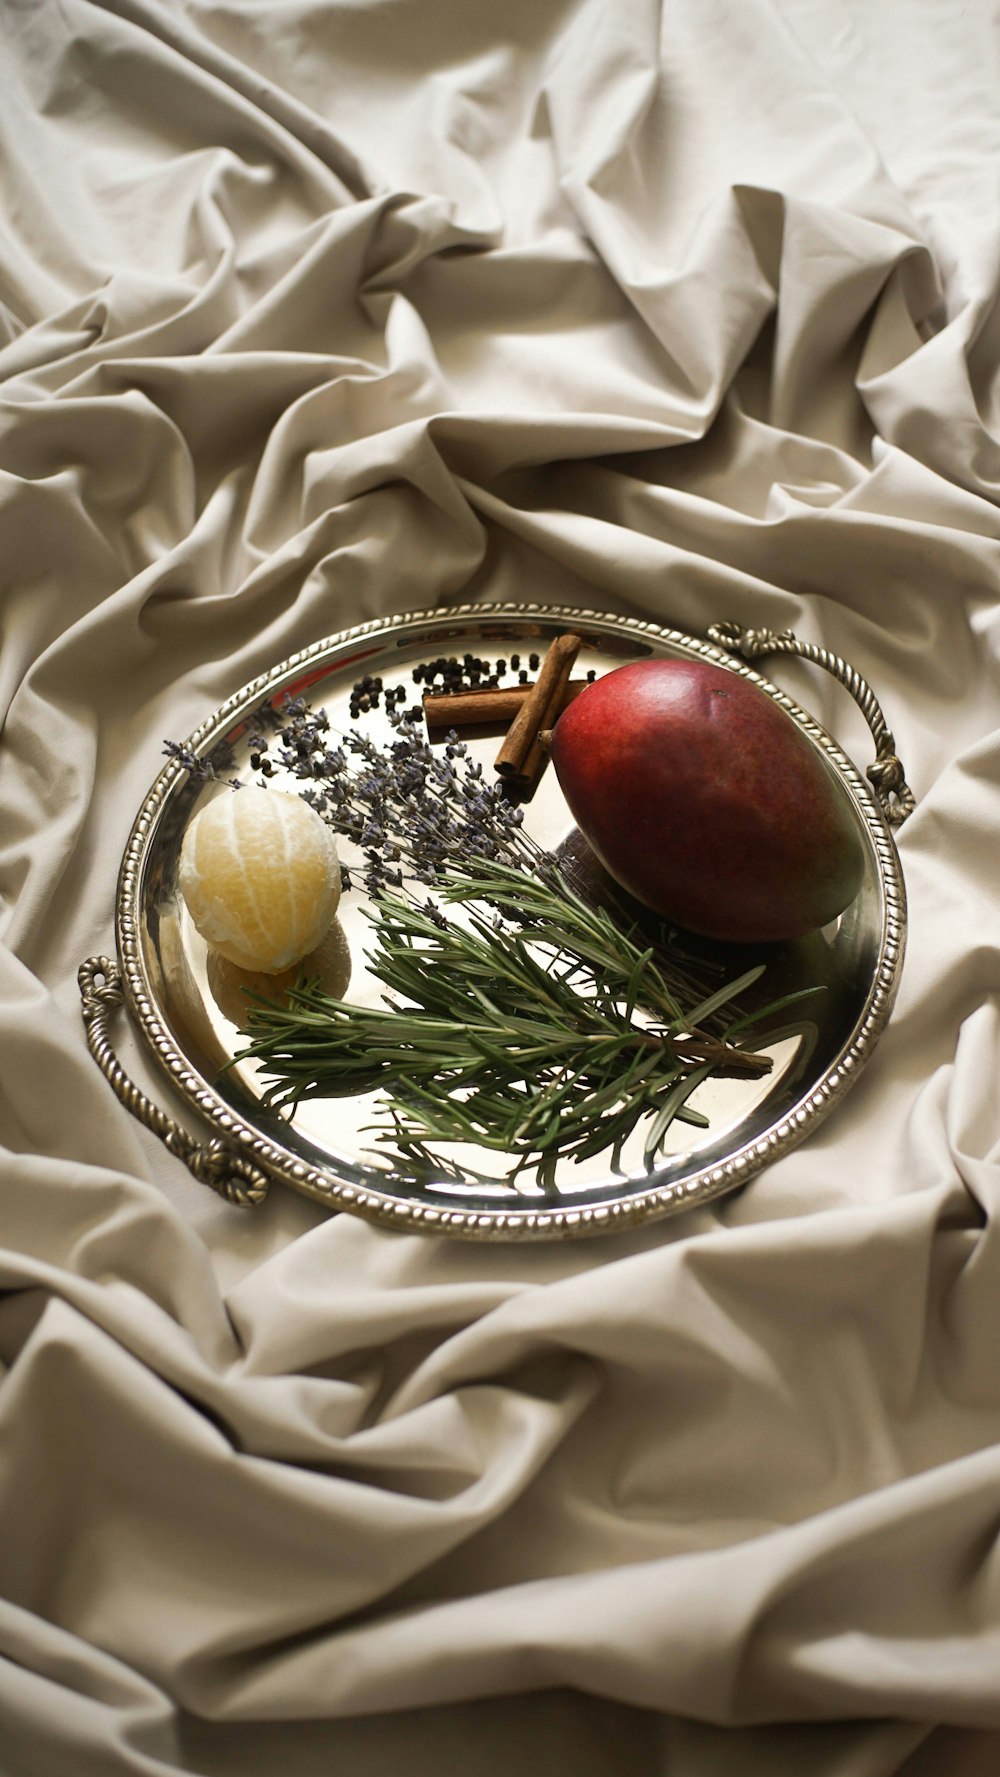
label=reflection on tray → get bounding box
[206,920,352,1029]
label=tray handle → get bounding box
[78,956,271,1207]
[707,622,915,827]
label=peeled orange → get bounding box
[179,786,341,973]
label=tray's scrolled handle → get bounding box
[78,956,271,1207]
[707,622,915,827]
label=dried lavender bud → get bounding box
[163,740,209,777]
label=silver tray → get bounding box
[80,604,910,1240]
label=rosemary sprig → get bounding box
[233,856,792,1179]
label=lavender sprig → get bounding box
[249,695,544,899]
[162,738,242,790]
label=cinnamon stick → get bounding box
[423,679,588,735]
[495,631,583,792]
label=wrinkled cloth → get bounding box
[3,1,1000,1773]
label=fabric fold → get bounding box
[3,0,1000,1771]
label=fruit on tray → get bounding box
[179,786,341,972]
[548,657,866,944]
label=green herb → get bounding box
[233,856,804,1182]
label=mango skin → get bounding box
[549,657,866,943]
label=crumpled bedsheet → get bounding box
[3,2,1000,1773]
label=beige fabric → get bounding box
[3,0,1000,1771]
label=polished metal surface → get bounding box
[82,604,908,1239]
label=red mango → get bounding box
[549,657,866,944]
